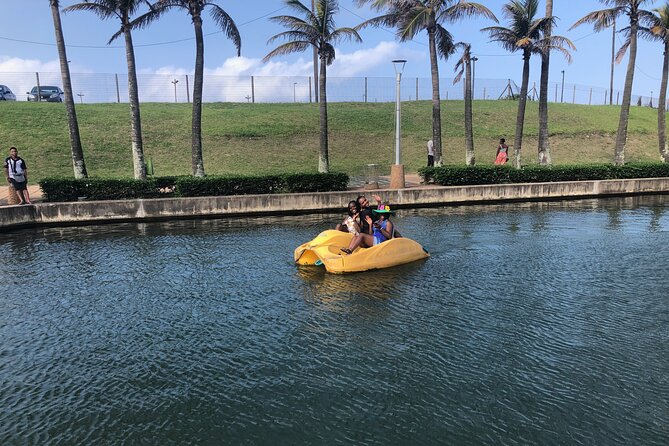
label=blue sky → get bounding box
[0,0,664,99]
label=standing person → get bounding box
[427,139,435,167]
[4,146,30,205]
[495,138,509,165]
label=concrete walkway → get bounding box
[0,185,43,205]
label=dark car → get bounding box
[0,85,16,101]
[27,86,64,102]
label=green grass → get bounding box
[0,100,664,181]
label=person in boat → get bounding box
[356,194,382,235]
[341,204,394,254]
[335,200,361,235]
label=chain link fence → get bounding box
[0,71,663,109]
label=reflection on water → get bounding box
[1,195,668,445]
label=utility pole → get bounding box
[311,0,318,103]
[610,18,616,105]
[77,92,84,104]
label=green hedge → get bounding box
[418,163,669,186]
[39,172,349,202]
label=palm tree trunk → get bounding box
[514,51,531,169]
[191,14,206,177]
[124,27,146,180]
[614,16,638,165]
[318,53,329,173]
[659,41,669,162]
[537,0,552,165]
[464,57,474,166]
[50,0,87,179]
[428,28,443,166]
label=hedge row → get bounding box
[418,163,669,186]
[39,172,349,202]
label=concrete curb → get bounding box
[2,177,669,231]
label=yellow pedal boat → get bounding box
[294,230,429,274]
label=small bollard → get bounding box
[365,163,379,190]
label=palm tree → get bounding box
[572,0,656,165]
[357,1,496,167]
[537,0,553,165]
[264,0,362,173]
[49,0,88,179]
[453,42,475,165]
[623,3,669,161]
[157,0,241,176]
[483,0,574,168]
[65,0,161,181]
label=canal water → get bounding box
[1,196,668,445]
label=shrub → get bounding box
[418,163,669,186]
[39,172,350,202]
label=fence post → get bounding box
[604,90,607,105]
[185,75,190,103]
[617,91,620,105]
[483,87,486,100]
[446,91,449,100]
[364,77,367,103]
[309,77,312,103]
[251,76,255,104]
[36,72,41,102]
[554,83,558,102]
[573,85,576,104]
[115,73,120,103]
[415,77,418,101]
[589,88,593,105]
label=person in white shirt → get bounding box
[3,146,30,205]
[427,139,434,167]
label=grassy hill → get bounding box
[0,100,664,181]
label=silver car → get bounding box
[27,86,64,102]
[0,85,16,101]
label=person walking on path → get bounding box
[427,139,435,167]
[495,138,509,165]
[4,146,30,205]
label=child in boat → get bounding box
[341,204,394,254]
[335,200,361,235]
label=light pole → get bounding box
[560,70,565,103]
[77,92,84,104]
[293,82,298,103]
[471,56,479,99]
[390,59,406,189]
[171,78,179,103]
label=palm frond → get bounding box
[267,30,312,46]
[435,25,456,60]
[615,38,631,63]
[263,41,312,62]
[397,6,432,42]
[329,27,363,45]
[440,1,498,24]
[208,3,241,56]
[570,7,620,32]
[63,2,118,20]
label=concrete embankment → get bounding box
[2,177,669,231]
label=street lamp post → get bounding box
[171,79,179,103]
[293,82,298,103]
[471,56,479,99]
[560,70,565,103]
[390,59,407,189]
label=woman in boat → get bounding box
[341,204,393,254]
[335,200,361,235]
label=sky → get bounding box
[0,0,665,102]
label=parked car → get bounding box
[0,85,16,101]
[27,86,64,102]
